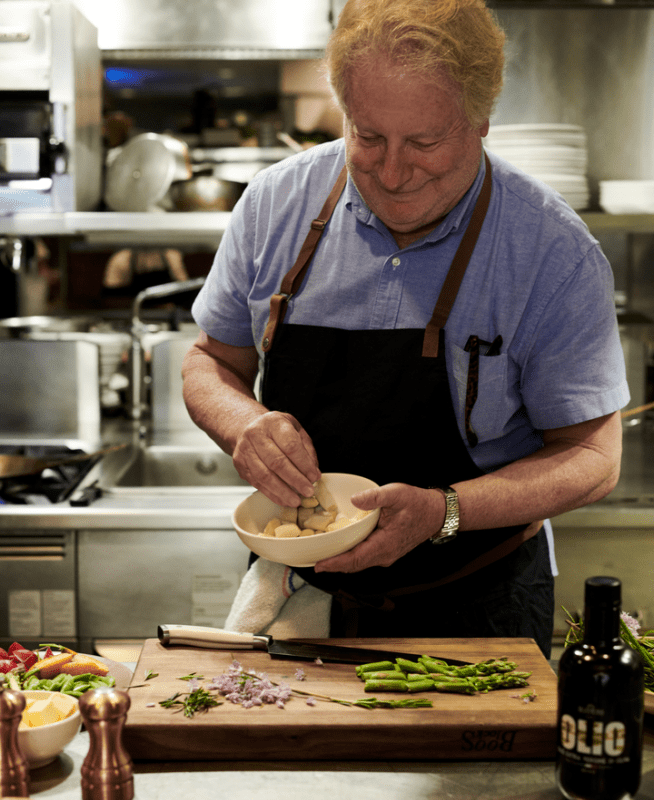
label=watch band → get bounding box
[429,486,459,544]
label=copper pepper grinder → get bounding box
[79,687,134,800]
[0,677,30,798]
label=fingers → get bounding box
[233,411,321,506]
[315,484,443,573]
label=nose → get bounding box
[376,144,411,191]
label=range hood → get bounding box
[72,0,334,59]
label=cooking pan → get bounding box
[0,444,128,479]
[104,133,192,212]
[167,167,244,211]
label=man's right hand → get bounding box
[232,410,321,507]
[182,333,321,507]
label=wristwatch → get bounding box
[429,486,459,544]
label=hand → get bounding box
[314,483,446,573]
[232,410,321,506]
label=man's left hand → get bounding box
[313,483,445,573]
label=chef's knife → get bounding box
[157,624,471,666]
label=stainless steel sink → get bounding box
[111,445,249,488]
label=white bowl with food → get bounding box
[232,473,381,567]
[18,690,81,768]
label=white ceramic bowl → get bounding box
[18,690,81,769]
[599,180,654,214]
[232,473,381,567]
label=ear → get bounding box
[479,119,490,137]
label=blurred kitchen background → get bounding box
[2,0,654,657]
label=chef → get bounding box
[182,0,627,657]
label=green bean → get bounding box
[49,673,68,689]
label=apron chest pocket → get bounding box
[450,340,509,445]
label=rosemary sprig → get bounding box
[159,687,222,717]
[561,607,654,693]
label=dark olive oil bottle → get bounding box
[556,576,644,800]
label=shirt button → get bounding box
[392,257,401,267]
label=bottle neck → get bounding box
[584,602,621,648]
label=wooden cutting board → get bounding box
[122,637,557,762]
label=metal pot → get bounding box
[167,168,244,212]
[0,315,97,338]
[104,133,193,212]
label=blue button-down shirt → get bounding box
[193,139,630,575]
[194,139,628,472]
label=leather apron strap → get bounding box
[422,152,493,358]
[261,165,348,353]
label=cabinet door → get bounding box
[77,529,249,639]
[74,0,332,52]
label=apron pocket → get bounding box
[450,341,509,443]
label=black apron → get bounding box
[259,155,553,648]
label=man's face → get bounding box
[343,56,488,246]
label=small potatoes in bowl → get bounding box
[18,690,81,768]
[233,473,380,568]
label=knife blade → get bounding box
[157,624,471,666]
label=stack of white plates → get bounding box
[485,123,589,211]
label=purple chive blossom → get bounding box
[621,612,640,637]
[306,697,317,706]
[314,658,323,666]
[295,668,306,681]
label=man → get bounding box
[182,0,627,655]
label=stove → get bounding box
[0,444,100,505]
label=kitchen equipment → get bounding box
[158,624,471,666]
[104,133,192,212]
[600,180,654,214]
[0,444,110,504]
[123,637,558,761]
[0,316,97,338]
[0,339,101,448]
[0,444,127,479]
[232,473,381,567]
[485,124,589,211]
[167,170,243,212]
[0,1,102,213]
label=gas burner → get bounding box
[0,445,99,504]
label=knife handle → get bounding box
[157,624,270,650]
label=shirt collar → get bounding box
[345,149,487,247]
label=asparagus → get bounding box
[356,654,532,696]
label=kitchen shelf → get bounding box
[0,211,231,246]
[2,211,654,245]
[578,213,654,234]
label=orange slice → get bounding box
[59,654,109,676]
[25,652,74,679]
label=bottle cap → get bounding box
[585,575,621,606]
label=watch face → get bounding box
[432,531,457,544]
